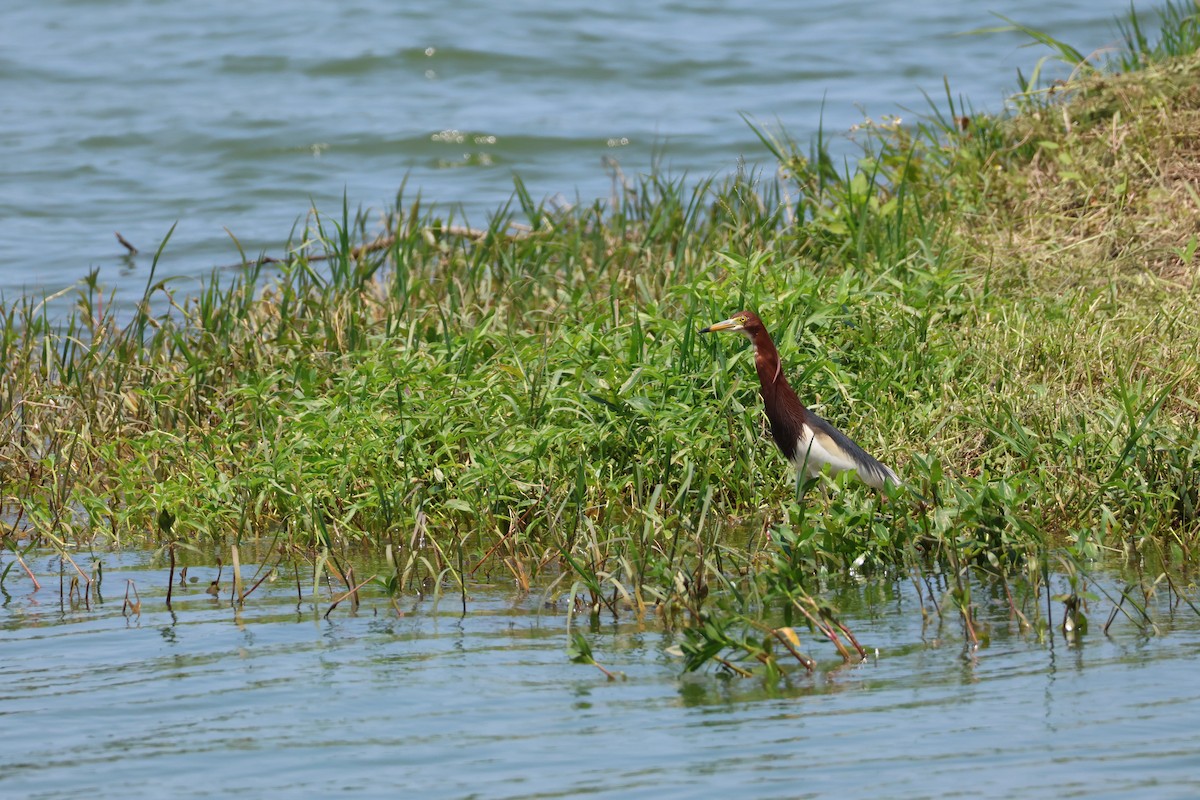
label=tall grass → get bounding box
[1116,0,1200,70]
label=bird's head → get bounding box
[700,310,764,342]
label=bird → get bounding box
[700,310,901,491]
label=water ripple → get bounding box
[7,545,1194,799]
[0,0,1149,299]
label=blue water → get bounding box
[0,0,1160,300]
[2,549,1199,798]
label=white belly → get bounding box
[793,423,860,478]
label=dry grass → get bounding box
[975,54,1200,290]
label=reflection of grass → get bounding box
[3,5,1199,674]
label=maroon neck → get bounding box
[751,329,807,415]
[748,327,809,460]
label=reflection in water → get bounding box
[1,548,1199,799]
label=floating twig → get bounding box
[114,231,139,255]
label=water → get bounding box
[1,0,1160,302]
[3,549,1199,798]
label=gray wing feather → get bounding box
[807,412,900,489]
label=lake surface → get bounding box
[2,547,1199,798]
[1,0,1163,303]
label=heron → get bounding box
[700,310,900,491]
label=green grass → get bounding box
[3,3,1199,673]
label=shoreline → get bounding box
[2,4,1198,665]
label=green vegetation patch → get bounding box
[3,3,1199,673]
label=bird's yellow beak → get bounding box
[699,316,743,334]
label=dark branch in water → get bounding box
[114,231,139,255]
